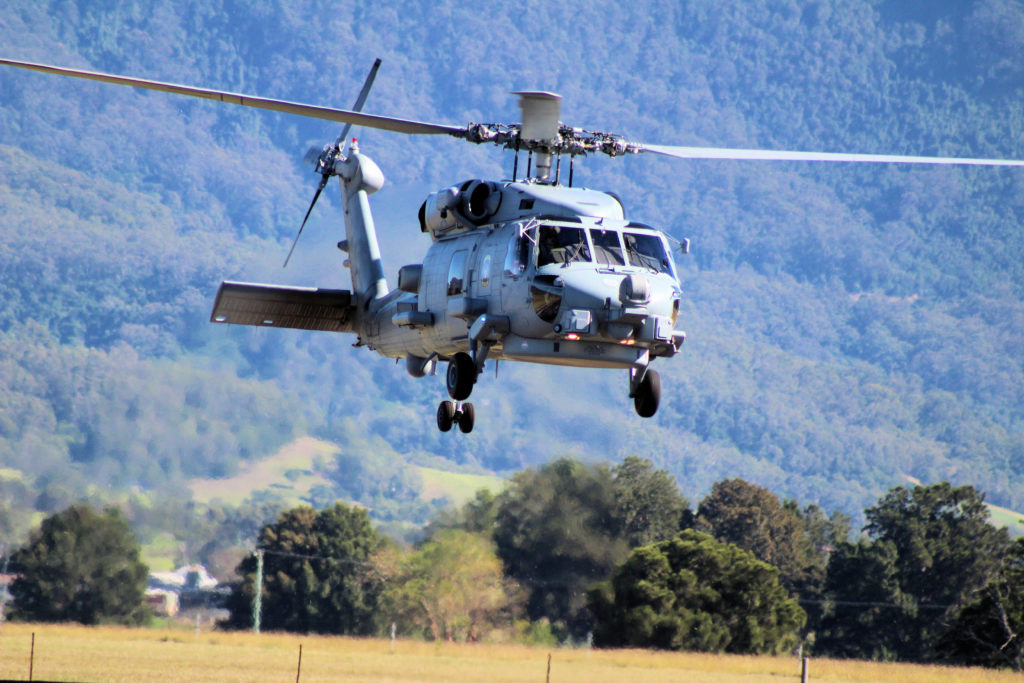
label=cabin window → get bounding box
[447,250,468,296]
[624,231,675,276]
[480,255,492,287]
[590,228,625,266]
[537,226,591,267]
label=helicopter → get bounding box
[2,57,1023,435]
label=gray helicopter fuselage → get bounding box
[356,169,685,375]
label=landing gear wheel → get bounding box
[634,369,661,418]
[458,403,475,434]
[437,400,456,432]
[446,352,477,400]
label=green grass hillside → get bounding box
[987,504,1024,539]
[189,437,338,508]
[189,437,504,511]
[418,467,506,505]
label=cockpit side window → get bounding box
[503,235,522,276]
[624,232,675,276]
[503,226,535,276]
[520,227,534,268]
[537,226,591,267]
[590,228,625,266]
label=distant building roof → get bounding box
[148,564,218,591]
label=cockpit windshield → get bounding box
[537,226,591,267]
[590,228,625,266]
[624,231,675,276]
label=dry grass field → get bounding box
[0,623,1019,683]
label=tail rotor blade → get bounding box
[284,176,327,268]
[336,58,382,150]
[285,58,383,268]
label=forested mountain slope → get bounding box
[1,0,1022,536]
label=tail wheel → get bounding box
[634,369,661,418]
[446,352,476,400]
[458,403,475,434]
[437,400,456,432]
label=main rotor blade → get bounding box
[0,58,462,136]
[336,57,381,148]
[640,143,1024,167]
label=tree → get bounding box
[589,529,805,654]
[796,502,851,553]
[424,488,500,537]
[696,479,823,599]
[381,530,515,641]
[938,537,1024,671]
[817,483,1011,661]
[866,483,1010,660]
[10,505,148,625]
[814,540,908,660]
[612,456,689,547]
[493,458,629,639]
[224,502,384,634]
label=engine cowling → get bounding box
[418,186,459,235]
[397,264,422,294]
[418,179,503,238]
[460,179,502,223]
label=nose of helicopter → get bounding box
[556,270,622,309]
[554,271,675,311]
[549,270,679,341]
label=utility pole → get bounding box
[253,549,264,634]
[0,546,8,630]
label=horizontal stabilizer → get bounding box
[210,281,355,332]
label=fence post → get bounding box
[801,656,808,683]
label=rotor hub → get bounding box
[458,123,639,159]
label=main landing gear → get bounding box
[446,351,477,401]
[437,400,475,434]
[630,367,661,418]
[437,352,480,433]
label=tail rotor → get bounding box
[284,58,382,267]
